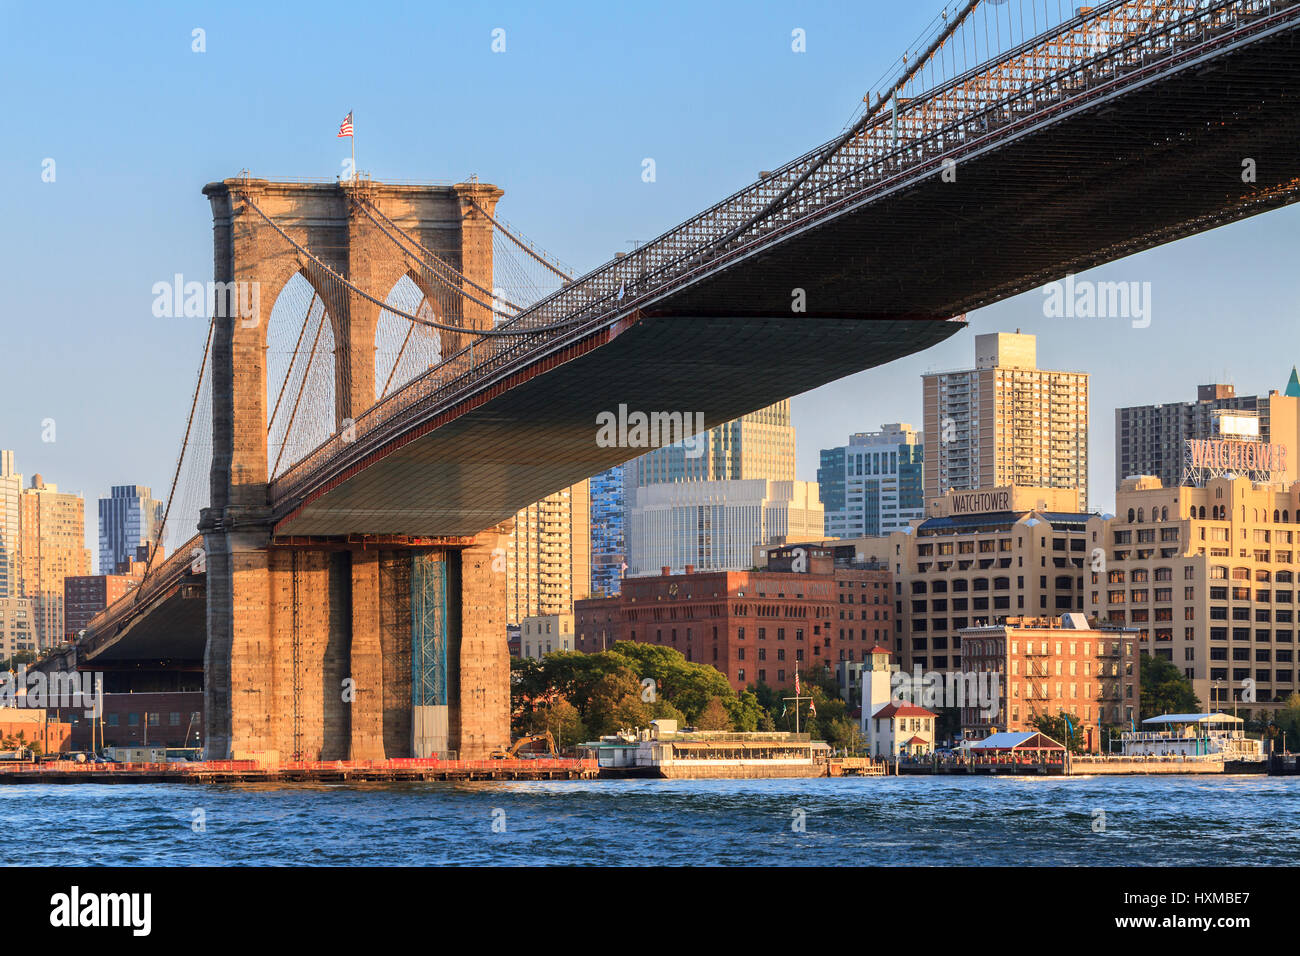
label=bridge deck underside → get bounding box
[666,18,1300,318]
[275,316,960,536]
[83,582,207,664]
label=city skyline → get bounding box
[2,0,1299,889]
[3,1,1298,561]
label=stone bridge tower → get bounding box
[199,177,510,763]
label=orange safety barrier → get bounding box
[0,757,594,775]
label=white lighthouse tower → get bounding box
[861,645,899,749]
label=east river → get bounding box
[5,775,1296,865]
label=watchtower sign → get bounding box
[1184,438,1286,485]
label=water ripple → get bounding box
[1,776,1296,865]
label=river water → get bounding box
[5,775,1295,866]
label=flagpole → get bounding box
[351,111,356,181]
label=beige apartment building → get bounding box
[1087,474,1300,715]
[504,481,590,626]
[924,331,1089,511]
[960,615,1140,751]
[519,614,575,660]
[763,485,1097,674]
[0,452,21,600]
[0,597,38,659]
[19,475,90,649]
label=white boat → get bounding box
[1120,713,1262,758]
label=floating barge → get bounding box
[0,757,598,785]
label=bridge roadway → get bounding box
[268,0,1300,537]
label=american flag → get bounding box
[338,111,354,138]
[794,672,801,695]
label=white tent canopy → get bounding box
[1141,713,1243,726]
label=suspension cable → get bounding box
[267,291,318,433]
[272,305,328,480]
[715,0,984,250]
[236,190,589,338]
[348,193,525,316]
[380,311,419,399]
[142,315,214,585]
[464,197,573,280]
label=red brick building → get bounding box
[574,548,892,691]
[63,573,140,640]
[959,614,1140,751]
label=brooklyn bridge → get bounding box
[62,0,1300,762]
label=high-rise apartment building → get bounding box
[19,475,91,649]
[0,452,22,599]
[503,481,590,627]
[589,465,625,598]
[819,424,924,539]
[624,401,796,489]
[627,479,824,576]
[923,331,1089,510]
[0,597,37,660]
[1115,382,1300,490]
[97,485,163,576]
[624,402,807,577]
[1087,474,1300,716]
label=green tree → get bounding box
[1028,713,1085,753]
[696,696,732,731]
[524,699,588,751]
[749,681,782,715]
[650,698,688,726]
[1139,652,1201,719]
[825,717,863,753]
[725,688,767,732]
[586,668,654,738]
[1273,693,1300,753]
[0,650,36,672]
[513,643,786,740]
[609,641,735,723]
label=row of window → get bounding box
[105,711,201,727]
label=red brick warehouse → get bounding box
[575,547,892,691]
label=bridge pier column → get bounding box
[203,526,275,763]
[348,550,386,761]
[205,532,510,764]
[451,530,510,759]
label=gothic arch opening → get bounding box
[375,274,442,402]
[265,271,337,480]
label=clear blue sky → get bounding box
[2,0,1297,569]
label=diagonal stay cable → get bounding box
[349,194,526,316]
[713,0,983,250]
[380,305,420,400]
[272,304,328,480]
[235,191,590,337]
[464,197,573,281]
[141,315,215,587]
[268,291,318,434]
